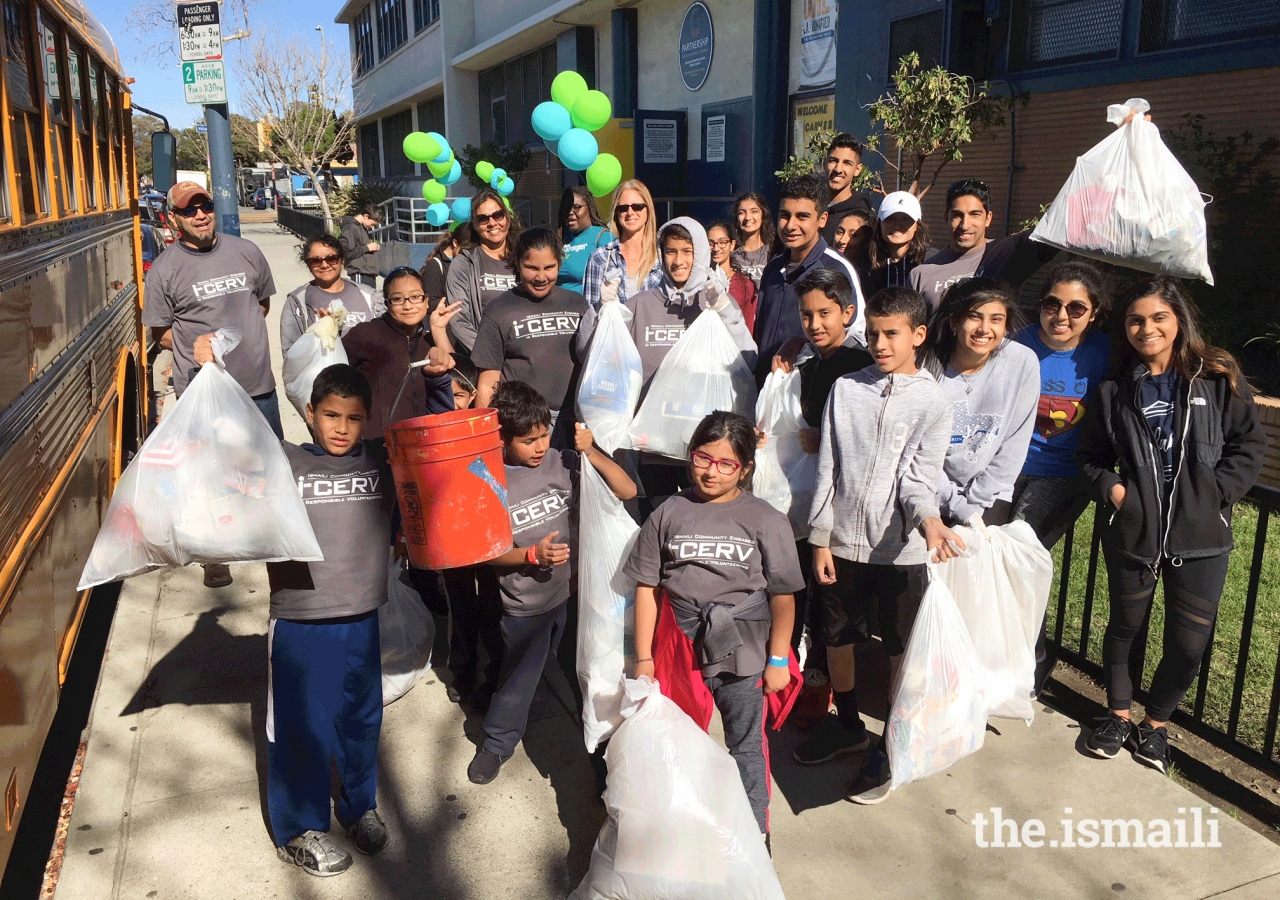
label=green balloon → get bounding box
[427,155,453,179]
[571,90,612,132]
[422,179,446,204]
[586,153,623,198]
[475,160,496,183]
[551,71,589,110]
[403,131,441,164]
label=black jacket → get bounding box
[339,216,378,276]
[342,314,454,439]
[1076,361,1266,567]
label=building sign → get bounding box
[183,59,227,105]
[704,115,726,163]
[177,2,223,62]
[643,119,678,163]
[791,93,835,155]
[800,0,838,88]
[679,2,714,91]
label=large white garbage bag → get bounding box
[625,309,756,460]
[571,677,785,900]
[577,301,644,455]
[930,521,1052,723]
[284,299,349,419]
[1031,98,1213,284]
[576,461,641,753]
[752,368,817,539]
[887,571,988,789]
[78,338,322,589]
[380,553,436,705]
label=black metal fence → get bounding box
[276,205,329,240]
[1047,483,1280,777]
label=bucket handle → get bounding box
[389,358,436,429]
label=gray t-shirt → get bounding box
[624,287,709,386]
[731,245,771,287]
[477,251,518,306]
[470,287,586,412]
[142,234,276,397]
[908,244,986,312]
[624,491,805,676]
[267,442,395,620]
[304,281,377,335]
[496,449,580,617]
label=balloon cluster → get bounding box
[403,130,462,226]
[474,159,515,198]
[532,72,622,197]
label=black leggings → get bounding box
[1102,550,1230,722]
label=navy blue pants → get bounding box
[482,602,568,757]
[253,390,284,440]
[267,611,382,845]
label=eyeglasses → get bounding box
[474,208,508,226]
[173,201,215,217]
[306,254,341,268]
[709,239,734,250]
[691,450,742,475]
[570,203,588,214]
[1040,297,1093,320]
[388,293,427,307]
[616,203,647,214]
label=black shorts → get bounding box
[818,557,926,656]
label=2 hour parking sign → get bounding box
[182,60,227,104]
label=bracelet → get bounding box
[525,545,539,566]
[635,657,654,663]
[767,655,789,668]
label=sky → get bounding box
[93,0,340,129]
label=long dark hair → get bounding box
[558,186,603,242]
[731,191,777,253]
[688,411,757,490]
[924,278,1025,373]
[1115,276,1246,395]
[866,216,930,270]
[471,188,523,262]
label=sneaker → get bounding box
[277,830,352,877]
[1031,653,1057,699]
[790,682,835,732]
[846,748,893,805]
[791,718,870,765]
[1084,713,1133,759]
[347,809,388,856]
[467,748,509,785]
[202,563,233,588]
[1131,721,1170,775]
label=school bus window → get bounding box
[109,76,124,202]
[91,58,113,208]
[2,0,49,218]
[39,9,78,214]
[69,41,97,209]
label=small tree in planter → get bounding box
[459,142,533,192]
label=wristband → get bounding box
[767,655,789,668]
[525,545,540,566]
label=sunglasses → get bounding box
[306,254,341,267]
[691,450,742,475]
[474,208,508,226]
[1040,297,1093,320]
[173,200,215,217]
[616,203,647,214]
[949,179,989,194]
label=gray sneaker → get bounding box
[277,830,353,877]
[792,719,870,765]
[348,808,389,856]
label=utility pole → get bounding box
[178,1,240,235]
[205,103,239,235]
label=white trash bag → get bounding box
[930,520,1053,723]
[284,299,350,419]
[753,368,817,539]
[79,332,323,589]
[577,461,641,753]
[577,300,643,455]
[380,554,436,705]
[887,570,988,789]
[1031,98,1213,284]
[625,309,756,460]
[571,677,785,900]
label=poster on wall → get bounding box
[644,119,678,163]
[800,0,838,88]
[791,93,835,156]
[705,115,726,163]
[679,2,714,91]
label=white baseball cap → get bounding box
[878,190,922,222]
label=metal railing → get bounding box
[1047,483,1280,777]
[276,205,329,240]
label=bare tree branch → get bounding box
[127,0,261,62]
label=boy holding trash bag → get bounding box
[467,382,636,785]
[266,365,397,877]
[796,287,966,804]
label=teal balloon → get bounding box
[439,159,463,185]
[427,132,451,164]
[403,131,441,164]
[489,168,507,190]
[426,202,451,227]
[558,128,598,172]
[422,179,446,204]
[496,177,515,196]
[531,101,572,142]
[450,197,472,222]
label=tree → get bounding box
[230,113,262,166]
[232,32,360,226]
[132,113,165,178]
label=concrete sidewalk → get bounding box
[52,226,1280,899]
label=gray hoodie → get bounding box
[445,246,507,353]
[809,365,952,566]
[280,279,382,355]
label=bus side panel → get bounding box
[50,416,112,659]
[0,282,36,414]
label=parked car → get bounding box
[138,194,175,244]
[289,188,322,210]
[251,186,279,210]
[140,223,164,273]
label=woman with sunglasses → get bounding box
[281,233,384,355]
[557,186,609,294]
[447,188,523,354]
[581,179,664,309]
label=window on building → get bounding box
[353,5,374,75]
[1009,0,1124,69]
[413,0,439,33]
[887,11,944,79]
[416,96,444,135]
[477,43,557,146]
[1139,0,1280,52]
[382,109,414,177]
[359,122,381,179]
[375,0,407,60]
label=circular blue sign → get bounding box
[679,2,714,92]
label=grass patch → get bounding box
[1045,501,1280,762]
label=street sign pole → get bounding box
[177,1,238,236]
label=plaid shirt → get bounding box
[582,239,664,308]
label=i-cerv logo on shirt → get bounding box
[191,272,250,301]
[296,473,382,500]
[644,325,685,346]
[669,537,756,565]
[510,489,571,530]
[512,313,581,338]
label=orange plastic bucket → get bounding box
[385,408,512,570]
